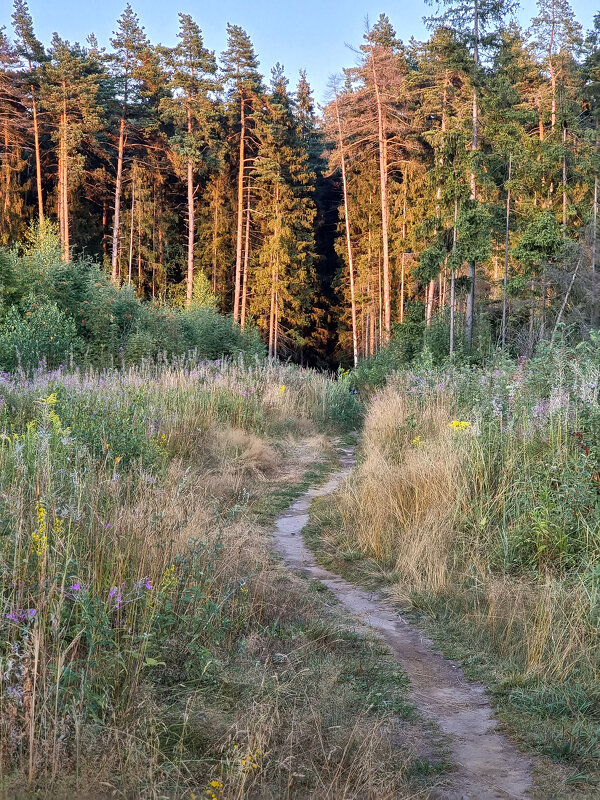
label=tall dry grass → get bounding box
[329,374,599,686]
[335,385,461,591]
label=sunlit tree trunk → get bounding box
[334,94,358,366]
[241,183,251,329]
[233,95,246,321]
[186,102,195,307]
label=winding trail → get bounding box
[274,446,535,800]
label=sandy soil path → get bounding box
[273,446,534,800]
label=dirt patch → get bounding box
[273,446,535,800]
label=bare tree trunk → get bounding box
[593,175,598,274]
[241,183,251,329]
[186,154,194,304]
[128,176,135,285]
[370,305,376,355]
[111,114,126,282]
[335,94,358,367]
[268,260,275,359]
[102,170,108,258]
[400,252,405,325]
[274,259,279,358]
[426,279,435,327]
[369,41,391,339]
[549,12,556,132]
[158,222,164,296]
[466,0,479,347]
[31,86,43,220]
[137,194,142,289]
[450,196,458,357]
[378,251,383,348]
[212,182,219,293]
[233,96,246,322]
[502,155,512,350]
[2,121,10,218]
[540,272,546,339]
[562,123,567,238]
[61,97,69,262]
[551,254,583,343]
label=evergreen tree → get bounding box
[108,4,150,282]
[220,24,262,322]
[41,34,104,261]
[161,13,217,306]
[251,64,317,358]
[11,0,45,221]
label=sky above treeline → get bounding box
[19,0,600,103]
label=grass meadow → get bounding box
[0,358,448,799]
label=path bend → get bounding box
[273,446,534,800]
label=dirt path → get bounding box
[273,446,535,800]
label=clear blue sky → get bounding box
[14,0,600,104]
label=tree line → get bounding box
[2,0,600,365]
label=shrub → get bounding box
[0,301,81,371]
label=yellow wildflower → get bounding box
[411,435,424,447]
[280,384,285,393]
[32,504,48,556]
[160,564,177,592]
[448,420,471,431]
[38,393,58,407]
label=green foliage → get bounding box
[0,237,266,369]
[348,303,429,392]
[169,270,219,310]
[512,212,564,269]
[0,301,80,371]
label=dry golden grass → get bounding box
[327,385,599,686]
[335,386,461,592]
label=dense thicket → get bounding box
[3,1,600,365]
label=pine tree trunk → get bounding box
[233,96,246,322]
[186,103,195,307]
[335,96,358,367]
[426,279,435,327]
[400,252,405,325]
[549,16,556,132]
[592,175,598,275]
[61,96,69,262]
[2,121,9,219]
[102,169,108,257]
[369,43,391,339]
[241,183,251,329]
[274,262,279,358]
[212,182,219,293]
[450,197,458,357]
[31,86,44,221]
[268,255,275,359]
[137,196,142,289]
[466,0,479,347]
[128,176,135,284]
[540,272,546,339]
[502,155,512,351]
[562,124,567,238]
[112,114,126,283]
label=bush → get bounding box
[178,307,265,360]
[0,301,81,371]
